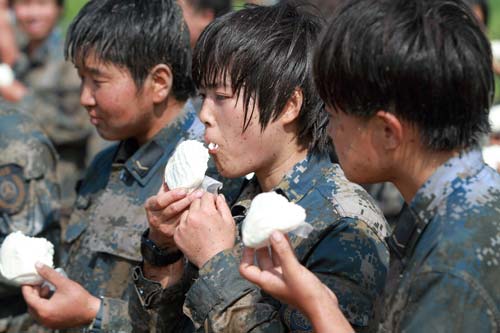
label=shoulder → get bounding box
[0,109,57,178]
[311,163,389,241]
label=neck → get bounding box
[136,98,186,146]
[28,39,44,55]
[391,147,457,203]
[256,146,308,192]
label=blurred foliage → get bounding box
[489,0,500,103]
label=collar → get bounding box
[114,101,198,187]
[387,149,486,262]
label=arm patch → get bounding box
[0,164,27,215]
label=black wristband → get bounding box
[140,229,183,266]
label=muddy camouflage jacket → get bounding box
[130,155,390,333]
[381,150,500,332]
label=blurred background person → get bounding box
[0,0,19,66]
[178,0,232,49]
[0,0,101,226]
[0,107,60,333]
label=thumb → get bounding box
[269,231,300,276]
[35,262,65,287]
[216,194,233,225]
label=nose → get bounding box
[79,79,96,109]
[199,98,215,128]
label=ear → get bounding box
[373,110,403,150]
[149,64,173,104]
[280,88,303,125]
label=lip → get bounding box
[88,111,102,125]
[204,135,219,155]
[89,117,100,126]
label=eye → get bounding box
[215,94,230,101]
[198,92,206,100]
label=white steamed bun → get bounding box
[242,192,308,249]
[0,231,54,285]
[164,140,209,190]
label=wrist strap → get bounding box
[86,296,104,333]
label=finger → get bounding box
[216,194,234,224]
[271,245,281,267]
[256,247,274,271]
[200,192,216,211]
[163,196,195,219]
[146,189,188,211]
[156,188,188,208]
[269,231,300,276]
[239,247,263,285]
[35,263,66,288]
[178,209,189,227]
[22,285,49,310]
[240,246,255,266]
[39,285,51,299]
[190,198,201,211]
[188,189,204,200]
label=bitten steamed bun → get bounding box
[0,231,54,285]
[164,140,209,190]
[242,192,310,249]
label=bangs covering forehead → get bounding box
[192,7,266,132]
[192,4,331,159]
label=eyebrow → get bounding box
[86,66,104,76]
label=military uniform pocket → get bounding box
[91,226,143,263]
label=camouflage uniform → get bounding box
[131,154,390,332]
[0,108,60,333]
[381,150,500,332]
[1,27,95,213]
[63,101,241,332]
[363,182,404,228]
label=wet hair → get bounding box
[10,0,64,7]
[465,0,489,26]
[193,3,331,156]
[314,0,493,151]
[186,0,232,17]
[65,0,195,101]
[282,0,344,18]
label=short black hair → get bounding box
[314,0,493,151]
[65,0,195,101]
[193,3,331,156]
[186,0,232,17]
[465,0,489,26]
[282,0,344,18]
[10,0,64,7]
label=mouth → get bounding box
[207,142,219,154]
[88,112,101,126]
[89,117,100,126]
